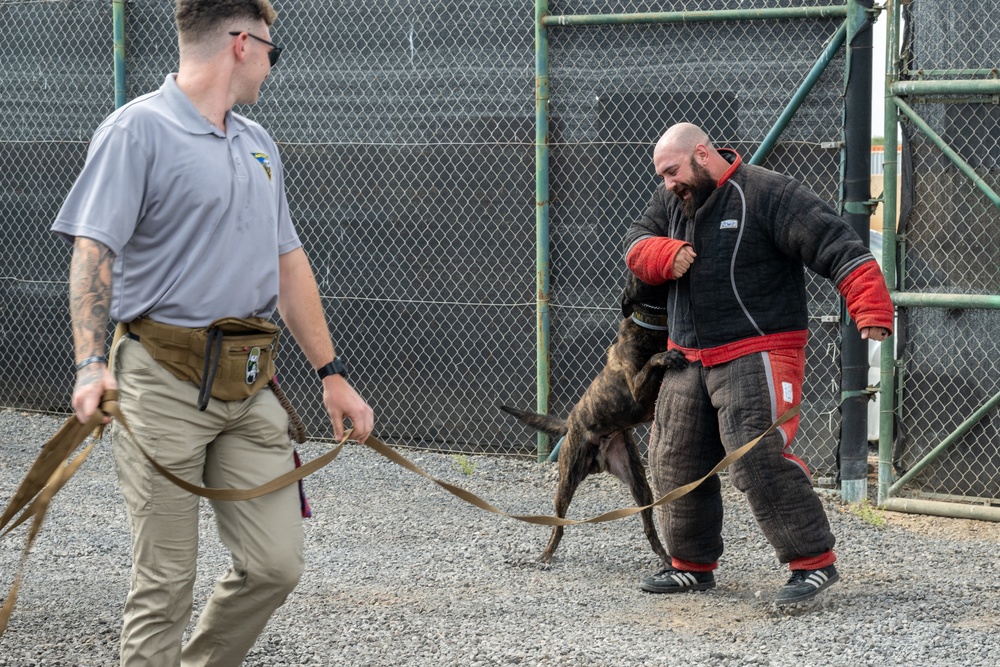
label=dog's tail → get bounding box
[498,405,569,438]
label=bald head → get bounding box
[652,122,733,191]
[654,122,710,158]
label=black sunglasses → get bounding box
[229,31,283,67]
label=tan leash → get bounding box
[1,393,798,635]
[0,403,108,635]
[0,390,326,637]
[123,403,799,514]
[360,405,800,526]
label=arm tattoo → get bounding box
[69,238,115,362]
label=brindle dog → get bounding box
[500,275,687,564]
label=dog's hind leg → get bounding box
[612,429,670,566]
[539,428,595,564]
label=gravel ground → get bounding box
[2,407,1000,667]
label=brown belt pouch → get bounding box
[126,317,280,409]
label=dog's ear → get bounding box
[620,271,639,318]
[621,271,659,317]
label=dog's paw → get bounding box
[649,349,689,370]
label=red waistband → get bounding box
[668,330,809,367]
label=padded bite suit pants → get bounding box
[648,348,835,567]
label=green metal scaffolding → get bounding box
[877,0,1000,519]
[533,2,876,484]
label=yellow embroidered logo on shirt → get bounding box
[251,152,272,181]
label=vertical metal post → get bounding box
[535,0,552,462]
[877,0,901,506]
[112,0,127,109]
[839,0,874,503]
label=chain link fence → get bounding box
[3,1,853,475]
[0,0,108,412]
[886,0,1000,502]
[542,2,848,478]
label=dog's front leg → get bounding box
[627,349,688,409]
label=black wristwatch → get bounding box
[317,357,349,380]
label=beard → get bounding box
[677,158,717,218]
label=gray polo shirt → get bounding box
[53,74,301,328]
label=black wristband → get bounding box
[317,357,348,380]
[75,355,108,371]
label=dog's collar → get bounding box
[630,305,670,331]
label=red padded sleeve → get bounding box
[626,237,692,285]
[837,260,894,332]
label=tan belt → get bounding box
[0,392,798,636]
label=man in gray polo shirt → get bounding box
[52,2,373,665]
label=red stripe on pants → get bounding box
[765,347,810,478]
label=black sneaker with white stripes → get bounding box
[774,563,840,605]
[639,563,716,594]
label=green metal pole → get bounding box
[903,68,1000,78]
[890,78,1000,96]
[877,0,901,507]
[882,497,1000,522]
[113,0,126,109]
[889,388,1000,496]
[542,5,849,27]
[750,21,847,166]
[535,0,551,462]
[892,292,1000,309]
[893,97,1000,210]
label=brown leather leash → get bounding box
[1,392,798,635]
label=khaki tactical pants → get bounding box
[111,336,303,667]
